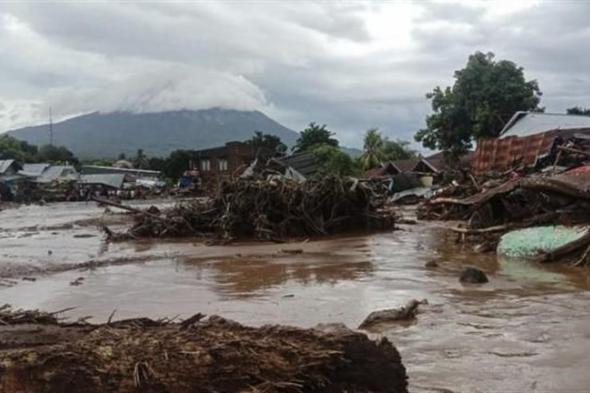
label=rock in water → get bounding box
[359,299,427,330]
[459,267,489,284]
[425,261,438,268]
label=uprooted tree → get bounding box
[415,51,543,163]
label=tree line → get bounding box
[0,135,79,165]
[125,123,416,180]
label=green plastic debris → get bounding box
[497,225,590,259]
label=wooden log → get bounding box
[557,145,590,157]
[448,223,513,234]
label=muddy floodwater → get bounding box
[2,201,590,392]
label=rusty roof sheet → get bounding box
[474,128,590,174]
[521,171,590,199]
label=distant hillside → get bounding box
[7,109,299,159]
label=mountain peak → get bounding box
[7,109,298,159]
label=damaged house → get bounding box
[81,165,162,189]
[473,111,590,173]
[190,141,275,187]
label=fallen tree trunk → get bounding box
[0,307,408,393]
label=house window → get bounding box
[200,159,210,171]
[218,159,228,171]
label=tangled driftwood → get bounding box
[105,177,397,241]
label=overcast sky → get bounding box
[1,0,589,148]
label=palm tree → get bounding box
[360,128,385,170]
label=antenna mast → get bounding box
[49,107,54,146]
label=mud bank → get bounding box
[0,308,407,393]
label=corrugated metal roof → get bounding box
[391,158,420,173]
[81,165,160,177]
[36,165,79,183]
[0,160,16,175]
[277,152,320,178]
[80,174,126,189]
[501,112,590,138]
[20,163,50,177]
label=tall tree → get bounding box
[567,106,590,116]
[246,131,287,155]
[360,128,385,170]
[294,123,339,152]
[381,139,416,162]
[360,128,416,170]
[415,51,542,161]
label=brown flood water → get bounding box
[1,202,590,392]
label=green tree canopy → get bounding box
[294,122,339,152]
[311,144,358,177]
[382,139,415,162]
[0,135,38,162]
[567,106,590,116]
[246,131,287,155]
[36,144,78,165]
[360,128,385,170]
[162,149,194,180]
[415,51,542,161]
[360,128,416,170]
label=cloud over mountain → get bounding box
[1,1,590,148]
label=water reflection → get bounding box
[182,248,375,298]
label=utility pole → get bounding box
[49,107,54,146]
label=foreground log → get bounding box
[0,308,408,393]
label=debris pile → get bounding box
[0,304,64,325]
[106,177,397,241]
[419,164,590,264]
[0,307,408,393]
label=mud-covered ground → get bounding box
[1,201,590,392]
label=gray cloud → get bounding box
[1,1,590,149]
